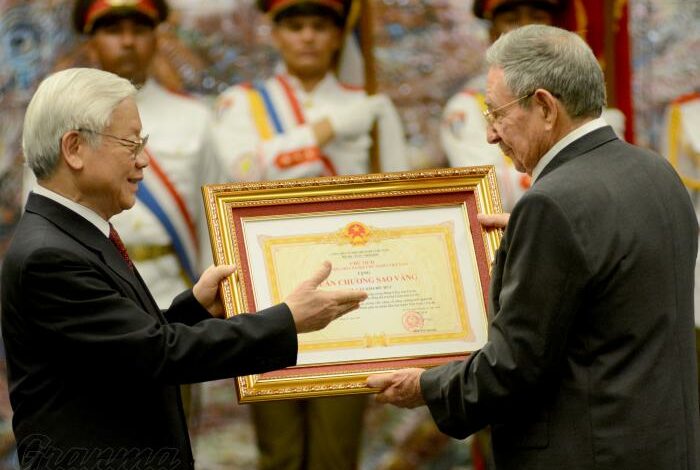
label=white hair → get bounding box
[486,24,606,119]
[22,68,137,179]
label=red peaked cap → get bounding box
[473,0,566,21]
[73,0,168,34]
[257,0,350,19]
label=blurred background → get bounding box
[0,0,698,468]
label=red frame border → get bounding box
[228,189,491,378]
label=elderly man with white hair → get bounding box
[1,67,367,470]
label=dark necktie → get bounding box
[108,223,134,270]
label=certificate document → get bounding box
[242,205,488,366]
[203,166,501,401]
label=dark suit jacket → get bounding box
[1,193,298,470]
[421,126,700,469]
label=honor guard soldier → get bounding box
[212,0,410,183]
[71,0,223,308]
[212,1,410,469]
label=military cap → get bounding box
[257,0,351,24]
[473,0,566,20]
[73,0,169,34]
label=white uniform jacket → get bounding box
[212,71,409,180]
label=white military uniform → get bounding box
[212,68,409,470]
[109,80,222,308]
[212,69,409,181]
[662,92,700,327]
[441,79,626,212]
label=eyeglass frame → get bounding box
[77,128,149,159]
[482,90,535,126]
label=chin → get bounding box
[121,197,137,212]
[117,68,146,85]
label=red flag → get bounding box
[557,0,635,143]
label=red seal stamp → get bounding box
[402,311,424,332]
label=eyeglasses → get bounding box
[78,128,149,159]
[483,91,534,126]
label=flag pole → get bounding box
[359,0,380,173]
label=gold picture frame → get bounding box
[202,167,502,402]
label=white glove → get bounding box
[328,94,390,139]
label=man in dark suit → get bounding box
[1,67,367,470]
[368,24,699,469]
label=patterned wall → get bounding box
[0,0,698,467]
[2,0,698,246]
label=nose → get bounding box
[486,122,501,144]
[118,27,137,47]
[300,25,315,41]
[135,150,149,168]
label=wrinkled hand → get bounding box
[477,212,510,230]
[285,261,368,333]
[328,94,390,139]
[366,368,426,409]
[193,264,236,318]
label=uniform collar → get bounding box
[136,78,161,100]
[276,65,338,97]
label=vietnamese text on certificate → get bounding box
[241,205,488,366]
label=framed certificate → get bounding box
[202,167,502,402]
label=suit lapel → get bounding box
[132,268,166,321]
[535,126,619,183]
[25,194,163,318]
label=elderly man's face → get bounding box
[484,67,550,175]
[77,97,149,220]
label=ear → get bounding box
[533,89,559,130]
[61,131,86,171]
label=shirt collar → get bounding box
[33,184,111,237]
[531,117,608,182]
[276,64,337,97]
[136,78,157,97]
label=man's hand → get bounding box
[366,368,426,409]
[477,212,510,230]
[285,261,368,333]
[193,264,236,318]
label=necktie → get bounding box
[108,223,134,270]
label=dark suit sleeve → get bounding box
[19,247,297,384]
[163,289,213,325]
[420,191,592,438]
